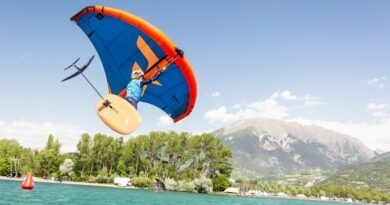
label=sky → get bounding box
[0,1,389,152]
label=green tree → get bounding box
[189,133,233,178]
[20,148,35,174]
[165,132,192,180]
[212,175,232,192]
[76,133,92,176]
[45,134,61,153]
[116,160,126,176]
[0,139,24,176]
[34,135,62,177]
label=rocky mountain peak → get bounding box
[213,117,374,178]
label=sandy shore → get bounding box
[0,176,136,189]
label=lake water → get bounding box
[0,180,354,205]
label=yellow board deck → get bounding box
[96,94,141,134]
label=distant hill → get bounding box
[319,152,390,191]
[213,117,374,179]
[372,151,390,161]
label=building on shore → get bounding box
[246,190,270,197]
[296,194,307,199]
[224,187,240,194]
[114,177,131,187]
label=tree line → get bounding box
[0,132,233,192]
[236,180,390,203]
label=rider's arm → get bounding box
[140,67,166,87]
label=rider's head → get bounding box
[132,70,144,80]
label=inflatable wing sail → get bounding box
[71,6,197,122]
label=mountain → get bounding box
[213,117,375,179]
[374,148,385,156]
[319,152,390,191]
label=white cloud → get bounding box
[0,120,85,152]
[272,90,324,107]
[303,95,325,107]
[367,101,390,120]
[205,90,323,124]
[366,77,386,88]
[158,115,174,126]
[211,92,221,97]
[368,102,389,111]
[208,91,221,97]
[204,98,289,124]
[247,99,289,119]
[233,104,241,109]
[204,107,239,123]
[272,91,298,101]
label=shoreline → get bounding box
[0,176,136,189]
[1,176,365,204]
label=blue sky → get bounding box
[0,1,389,151]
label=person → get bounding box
[125,68,166,109]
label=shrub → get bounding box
[212,175,232,192]
[88,176,97,183]
[177,180,196,192]
[194,176,213,193]
[164,178,178,191]
[72,175,83,182]
[132,176,152,188]
[96,176,114,184]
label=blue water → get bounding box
[0,180,354,205]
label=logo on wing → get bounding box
[130,36,163,97]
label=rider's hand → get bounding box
[160,66,167,72]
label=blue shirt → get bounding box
[126,79,142,101]
[125,70,164,102]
